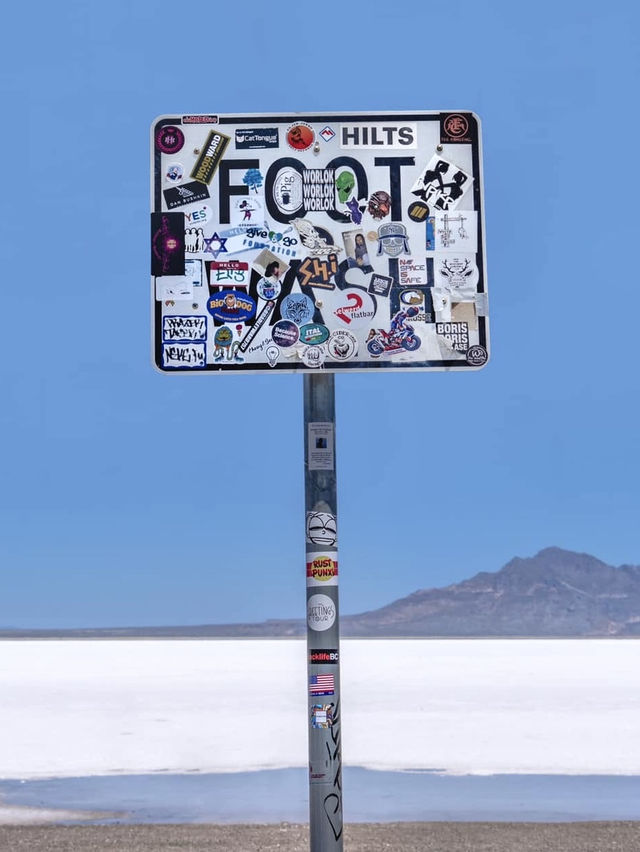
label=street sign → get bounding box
[151,111,489,373]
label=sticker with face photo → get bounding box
[411,156,472,211]
[252,248,290,300]
[342,229,371,268]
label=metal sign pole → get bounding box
[303,372,343,851]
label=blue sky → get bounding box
[1,0,639,628]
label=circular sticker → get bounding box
[299,323,330,346]
[257,277,282,301]
[307,593,336,631]
[156,125,185,154]
[273,167,304,215]
[408,201,430,222]
[165,163,184,182]
[327,330,357,361]
[281,293,315,326]
[272,320,299,348]
[444,113,469,138]
[301,344,327,368]
[286,122,315,151]
[466,345,488,366]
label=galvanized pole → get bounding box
[303,372,343,851]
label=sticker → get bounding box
[293,220,342,257]
[281,293,315,326]
[230,196,264,229]
[272,320,299,348]
[243,168,264,193]
[182,114,218,124]
[156,259,202,301]
[340,123,417,149]
[435,255,479,300]
[185,228,205,253]
[207,291,257,323]
[308,422,334,470]
[266,344,280,367]
[436,321,470,352]
[377,222,410,257]
[185,205,213,227]
[411,156,472,211]
[400,289,424,306]
[319,126,336,143]
[309,649,339,665]
[203,232,228,259]
[332,289,375,329]
[156,125,184,154]
[430,211,478,252]
[327,330,357,361]
[365,307,422,358]
[466,344,488,366]
[213,327,244,363]
[301,344,327,368]
[342,229,371,268]
[309,673,335,697]
[335,171,355,204]
[368,274,393,298]
[162,342,205,368]
[287,122,315,151]
[151,212,185,276]
[252,248,289,286]
[302,167,337,212]
[297,255,339,289]
[306,512,337,546]
[162,315,207,342]
[441,113,472,144]
[209,260,249,288]
[307,555,339,586]
[346,197,365,224]
[241,225,299,258]
[257,276,281,301]
[368,191,392,220]
[165,163,184,183]
[235,128,279,149]
[307,594,336,631]
[237,300,276,353]
[190,131,231,184]
[273,167,303,215]
[163,181,210,210]
[408,201,430,222]
[300,323,330,346]
[398,258,428,287]
[431,289,452,321]
[311,704,335,729]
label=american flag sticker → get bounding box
[309,673,335,696]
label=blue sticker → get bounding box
[299,323,330,346]
[272,320,299,348]
[207,290,257,323]
[280,293,315,326]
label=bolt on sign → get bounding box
[151,111,489,373]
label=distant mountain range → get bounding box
[3,547,640,638]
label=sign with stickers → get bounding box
[151,111,489,373]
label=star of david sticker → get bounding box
[204,232,228,259]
